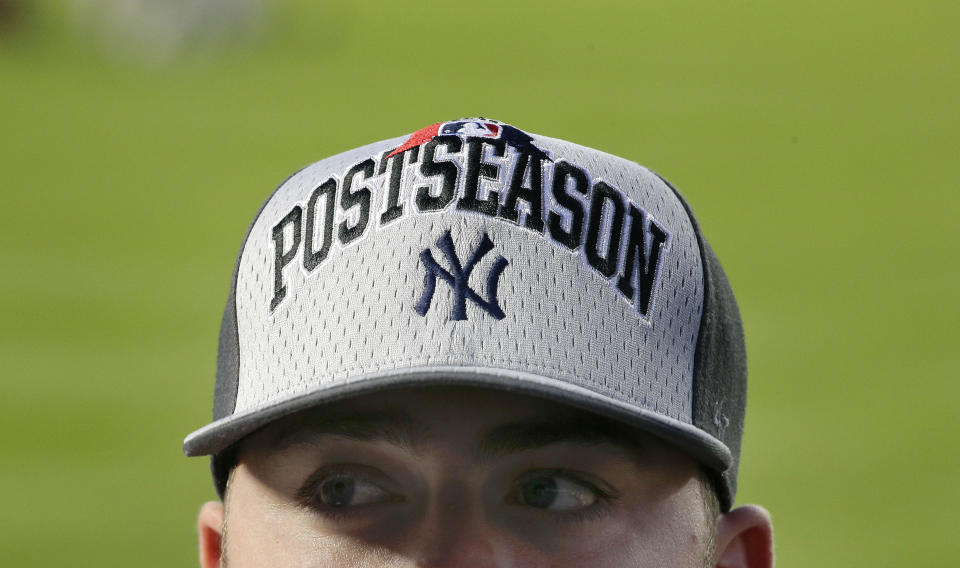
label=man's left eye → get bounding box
[511,472,601,511]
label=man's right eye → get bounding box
[297,465,401,515]
[317,474,392,508]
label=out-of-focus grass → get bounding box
[1,1,957,565]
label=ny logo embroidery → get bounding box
[414,230,509,321]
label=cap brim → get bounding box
[183,366,732,473]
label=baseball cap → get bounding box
[183,118,748,511]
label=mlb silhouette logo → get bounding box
[439,120,502,139]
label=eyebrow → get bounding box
[477,414,645,461]
[272,409,644,461]
[271,411,424,451]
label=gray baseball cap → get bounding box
[183,119,748,510]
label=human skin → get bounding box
[197,387,773,567]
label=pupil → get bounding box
[321,477,355,507]
[522,477,558,508]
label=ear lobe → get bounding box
[197,501,225,568]
[714,504,774,568]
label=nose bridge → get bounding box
[412,476,503,568]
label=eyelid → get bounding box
[509,468,621,504]
[295,463,402,508]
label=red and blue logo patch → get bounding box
[439,120,501,139]
[388,118,549,161]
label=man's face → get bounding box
[215,387,715,567]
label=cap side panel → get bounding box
[212,300,239,420]
[698,240,746,508]
[656,173,746,511]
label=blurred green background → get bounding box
[2,1,957,565]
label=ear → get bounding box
[714,504,774,568]
[197,501,226,568]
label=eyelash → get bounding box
[307,506,350,523]
[295,464,395,520]
[548,506,611,525]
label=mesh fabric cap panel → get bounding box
[660,173,747,510]
[232,135,702,422]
